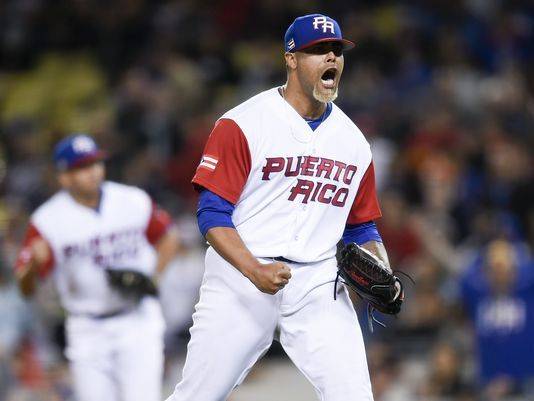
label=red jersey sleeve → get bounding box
[346,161,382,225]
[15,223,55,278]
[191,118,252,204]
[145,203,173,245]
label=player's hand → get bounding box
[30,238,51,267]
[16,238,50,297]
[17,238,49,276]
[246,261,292,295]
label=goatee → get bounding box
[313,86,338,103]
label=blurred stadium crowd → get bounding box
[0,1,533,400]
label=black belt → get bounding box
[73,306,136,320]
[273,256,300,264]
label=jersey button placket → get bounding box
[293,141,317,244]
[292,211,300,242]
[291,202,303,244]
[290,141,313,242]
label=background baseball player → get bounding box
[167,14,394,401]
[15,134,178,401]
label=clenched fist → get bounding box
[245,261,292,295]
[16,238,51,297]
[30,238,51,267]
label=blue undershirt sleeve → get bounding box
[197,189,236,237]
[342,221,382,245]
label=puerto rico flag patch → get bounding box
[198,155,218,171]
[287,38,295,51]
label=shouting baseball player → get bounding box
[166,14,399,401]
[15,134,178,401]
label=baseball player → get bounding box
[166,14,389,401]
[15,134,178,401]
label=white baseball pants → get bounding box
[166,247,373,401]
[65,297,165,401]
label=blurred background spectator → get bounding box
[0,1,532,400]
[461,239,534,399]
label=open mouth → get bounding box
[321,68,337,88]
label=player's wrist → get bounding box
[239,259,262,280]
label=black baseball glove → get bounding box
[336,242,410,331]
[105,268,158,301]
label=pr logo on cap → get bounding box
[72,136,97,153]
[312,16,335,34]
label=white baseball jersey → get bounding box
[16,181,171,315]
[192,87,381,263]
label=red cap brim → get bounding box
[295,37,355,52]
[68,150,107,170]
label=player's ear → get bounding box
[57,171,70,189]
[284,52,297,70]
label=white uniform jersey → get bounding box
[193,87,381,263]
[16,181,170,315]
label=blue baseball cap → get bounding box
[284,14,355,53]
[53,134,106,170]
